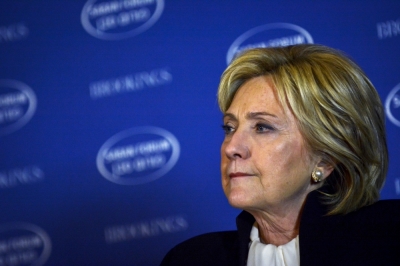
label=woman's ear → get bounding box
[316,159,335,181]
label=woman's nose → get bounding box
[223,130,250,160]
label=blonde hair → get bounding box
[218,44,388,215]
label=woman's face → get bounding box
[221,75,319,214]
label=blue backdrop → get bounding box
[0,1,399,265]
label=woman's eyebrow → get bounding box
[246,112,277,119]
[223,112,278,121]
[223,113,237,121]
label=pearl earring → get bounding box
[312,169,323,182]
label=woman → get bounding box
[161,44,400,265]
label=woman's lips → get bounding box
[229,172,252,178]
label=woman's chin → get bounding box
[226,190,253,209]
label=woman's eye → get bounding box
[221,125,234,135]
[254,123,274,132]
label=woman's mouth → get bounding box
[229,172,252,178]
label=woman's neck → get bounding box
[248,202,305,246]
[254,217,299,246]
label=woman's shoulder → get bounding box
[171,230,239,249]
[160,230,241,265]
[300,199,400,265]
[347,199,400,222]
[318,199,400,238]
[302,198,400,238]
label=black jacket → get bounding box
[161,190,400,265]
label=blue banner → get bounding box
[0,1,399,265]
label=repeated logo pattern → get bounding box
[0,80,37,136]
[0,223,51,266]
[226,23,313,64]
[81,0,164,40]
[385,83,400,127]
[97,126,180,185]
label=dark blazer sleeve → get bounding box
[300,196,400,266]
[160,231,241,266]
[160,211,254,266]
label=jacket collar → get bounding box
[235,189,328,265]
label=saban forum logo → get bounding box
[226,23,313,64]
[385,83,400,127]
[97,126,180,185]
[81,0,164,40]
[0,80,37,136]
[0,223,51,266]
